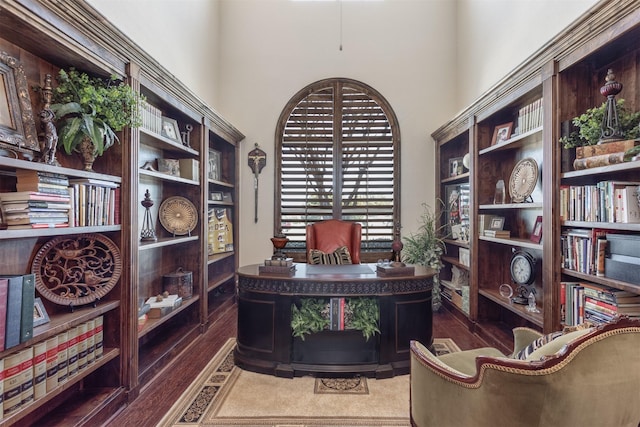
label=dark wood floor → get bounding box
[107,301,489,427]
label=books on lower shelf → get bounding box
[559,180,640,223]
[561,281,640,326]
[1,315,104,419]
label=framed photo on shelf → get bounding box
[489,216,505,230]
[209,149,221,181]
[448,157,464,177]
[210,191,223,201]
[491,122,513,145]
[161,116,181,142]
[33,297,50,327]
[157,158,181,176]
[530,215,543,243]
[222,192,233,203]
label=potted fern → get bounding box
[49,68,143,170]
[402,202,447,310]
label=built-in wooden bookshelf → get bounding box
[0,0,243,424]
[433,0,640,348]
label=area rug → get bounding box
[158,337,460,427]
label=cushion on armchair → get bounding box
[308,246,352,265]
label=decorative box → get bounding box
[179,159,199,181]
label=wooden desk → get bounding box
[234,263,434,378]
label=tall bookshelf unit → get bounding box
[433,0,640,351]
[0,0,243,424]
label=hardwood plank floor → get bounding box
[106,302,489,427]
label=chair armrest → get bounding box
[510,327,543,358]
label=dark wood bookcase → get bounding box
[433,0,640,350]
[0,1,243,424]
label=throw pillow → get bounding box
[515,322,595,360]
[308,246,352,265]
[515,331,563,360]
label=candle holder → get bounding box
[270,231,289,260]
[140,189,157,242]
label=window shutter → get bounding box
[277,78,399,252]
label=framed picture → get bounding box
[210,191,223,201]
[222,192,233,203]
[33,297,50,327]
[161,116,181,142]
[448,157,464,177]
[530,215,543,243]
[209,149,221,181]
[491,122,513,145]
[0,53,39,154]
[489,216,505,230]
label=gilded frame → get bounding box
[0,52,39,153]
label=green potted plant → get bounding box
[560,99,640,149]
[49,68,143,170]
[402,202,447,310]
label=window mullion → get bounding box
[333,81,343,219]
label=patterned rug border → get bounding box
[158,337,460,427]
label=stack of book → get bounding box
[561,281,640,326]
[259,258,295,275]
[68,178,120,227]
[572,139,639,170]
[483,229,511,238]
[1,170,71,229]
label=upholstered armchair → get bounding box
[410,316,640,427]
[306,219,362,264]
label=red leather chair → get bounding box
[306,219,362,264]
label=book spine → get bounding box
[19,347,34,406]
[0,279,8,351]
[85,319,96,365]
[20,273,35,343]
[94,316,104,358]
[77,322,88,371]
[56,331,69,383]
[66,326,79,378]
[573,151,625,170]
[4,276,22,349]
[33,341,47,400]
[45,336,59,392]
[3,352,23,415]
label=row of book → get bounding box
[559,181,640,223]
[327,298,353,331]
[515,97,543,135]
[139,100,163,135]
[561,282,640,326]
[0,274,35,352]
[560,228,605,275]
[0,316,104,419]
[0,170,120,229]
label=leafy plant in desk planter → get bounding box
[402,202,447,310]
[291,298,329,340]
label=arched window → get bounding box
[275,78,400,260]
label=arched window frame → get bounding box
[274,78,400,262]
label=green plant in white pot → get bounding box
[49,68,143,170]
[402,202,447,310]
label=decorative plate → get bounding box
[159,196,198,235]
[509,158,538,203]
[31,233,122,306]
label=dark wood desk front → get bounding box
[234,263,434,378]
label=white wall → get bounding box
[87,0,221,107]
[456,0,599,106]
[86,0,600,266]
[217,0,457,265]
